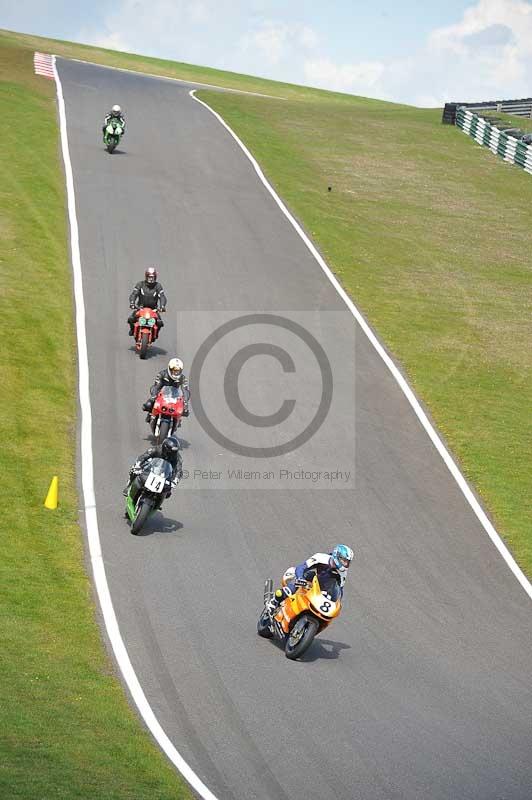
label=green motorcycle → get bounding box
[125,457,173,535]
[103,119,124,153]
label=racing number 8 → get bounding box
[320,600,332,613]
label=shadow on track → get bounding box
[264,635,350,663]
[299,638,351,663]
[127,344,168,358]
[131,513,183,537]
[141,435,191,449]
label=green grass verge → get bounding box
[0,35,192,800]
[0,27,400,105]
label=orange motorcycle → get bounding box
[257,573,342,660]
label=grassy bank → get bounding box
[1,27,373,102]
[0,35,192,800]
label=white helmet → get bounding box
[111,104,122,116]
[168,358,184,381]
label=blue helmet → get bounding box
[331,544,354,572]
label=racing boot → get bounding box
[142,400,153,423]
[266,588,284,613]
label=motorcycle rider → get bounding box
[102,104,126,135]
[123,436,183,497]
[142,358,190,422]
[266,544,354,611]
[128,266,167,337]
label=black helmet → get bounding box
[161,436,180,459]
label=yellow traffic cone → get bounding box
[44,476,59,510]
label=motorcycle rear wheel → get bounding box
[285,616,319,660]
[139,331,150,359]
[131,500,153,535]
[257,611,273,638]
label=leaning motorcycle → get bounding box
[148,385,185,444]
[125,457,173,535]
[103,120,123,153]
[133,307,159,359]
[257,573,342,660]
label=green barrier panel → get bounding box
[497,135,509,157]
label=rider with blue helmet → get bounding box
[268,544,354,610]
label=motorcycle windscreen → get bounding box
[317,574,342,601]
[159,386,183,402]
[142,457,173,479]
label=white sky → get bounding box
[2,0,532,106]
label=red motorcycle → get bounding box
[133,307,160,359]
[149,385,185,443]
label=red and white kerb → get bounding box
[34,52,54,79]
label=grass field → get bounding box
[0,33,192,800]
[1,22,530,800]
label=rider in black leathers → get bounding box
[128,266,167,337]
[123,436,183,497]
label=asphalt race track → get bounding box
[58,58,532,800]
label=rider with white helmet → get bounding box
[102,103,126,134]
[142,358,190,421]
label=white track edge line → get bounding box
[53,53,284,100]
[53,56,221,800]
[189,88,532,601]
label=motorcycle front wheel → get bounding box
[285,616,319,660]
[157,418,171,445]
[139,331,149,359]
[131,499,153,535]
